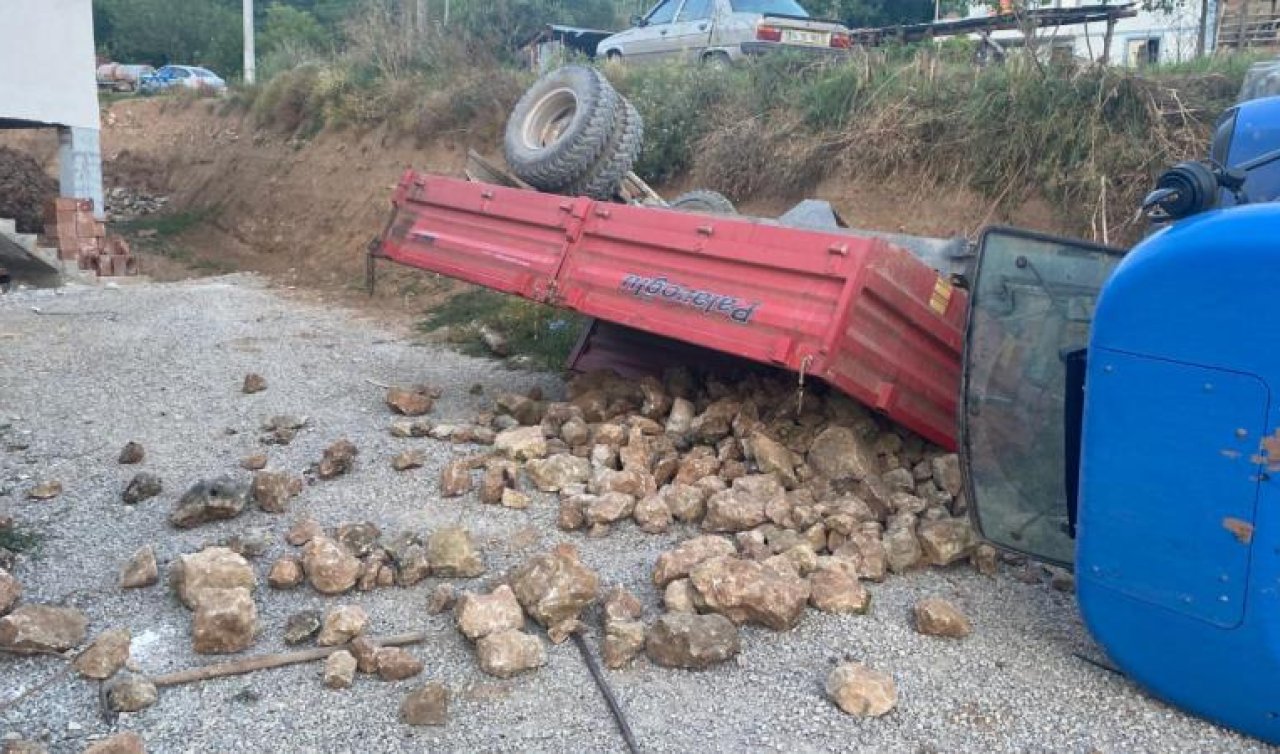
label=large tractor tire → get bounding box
[668,189,737,215]
[504,65,623,191]
[565,101,644,201]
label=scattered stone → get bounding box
[268,556,304,589]
[349,635,380,673]
[917,518,974,566]
[283,610,322,644]
[104,672,157,712]
[393,544,432,587]
[496,392,544,425]
[400,682,448,726]
[222,526,272,559]
[663,579,698,613]
[645,613,739,669]
[749,432,798,488]
[122,472,162,505]
[476,629,546,678]
[547,618,583,645]
[883,520,923,574]
[557,497,586,531]
[603,619,646,669]
[456,585,524,641]
[392,450,424,471]
[242,372,268,394]
[510,545,600,628]
[260,415,307,445]
[808,426,877,482]
[913,597,972,638]
[376,647,424,680]
[115,546,159,592]
[427,583,456,614]
[27,480,62,500]
[335,522,381,557]
[703,475,782,532]
[688,555,809,631]
[1,739,48,754]
[84,731,146,754]
[169,477,249,529]
[324,649,357,689]
[170,547,256,609]
[250,470,302,513]
[1050,570,1076,593]
[500,488,530,510]
[633,493,672,534]
[318,605,368,646]
[302,536,361,594]
[317,439,358,479]
[603,585,643,623]
[931,454,962,496]
[386,386,435,416]
[827,662,897,717]
[494,426,548,461]
[808,565,871,614]
[479,464,512,504]
[440,460,473,497]
[0,568,19,615]
[526,455,591,492]
[970,543,999,577]
[192,587,257,654]
[585,492,635,526]
[653,535,736,587]
[427,527,484,578]
[74,628,131,680]
[286,517,322,546]
[117,441,145,465]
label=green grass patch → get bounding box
[116,207,220,237]
[419,289,585,371]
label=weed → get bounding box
[420,289,585,370]
[117,208,220,237]
[0,525,42,555]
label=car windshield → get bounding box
[729,0,810,16]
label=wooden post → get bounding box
[1102,15,1117,63]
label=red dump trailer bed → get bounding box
[373,172,968,449]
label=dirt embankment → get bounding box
[7,97,1071,302]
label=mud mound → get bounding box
[0,146,57,233]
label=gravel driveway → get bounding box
[0,276,1270,753]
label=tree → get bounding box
[260,3,329,53]
[95,0,243,75]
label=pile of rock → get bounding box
[105,186,169,221]
[453,544,599,678]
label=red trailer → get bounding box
[373,172,968,450]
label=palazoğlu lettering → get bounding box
[620,274,760,324]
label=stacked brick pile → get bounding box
[41,197,138,277]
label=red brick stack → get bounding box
[41,197,138,277]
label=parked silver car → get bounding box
[597,0,851,65]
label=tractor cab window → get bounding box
[961,228,1124,566]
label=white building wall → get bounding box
[0,0,99,130]
[975,1,1216,67]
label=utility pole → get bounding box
[243,0,256,84]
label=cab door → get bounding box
[960,227,1124,567]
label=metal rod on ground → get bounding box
[150,631,428,687]
[571,631,640,754]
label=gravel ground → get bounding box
[0,276,1271,753]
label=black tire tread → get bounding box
[669,189,737,215]
[504,66,623,191]
[565,100,644,200]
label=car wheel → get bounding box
[669,189,737,215]
[701,51,732,70]
[504,65,624,192]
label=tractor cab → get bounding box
[961,96,1280,569]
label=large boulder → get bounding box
[170,547,256,609]
[644,613,739,669]
[652,535,736,587]
[808,564,870,614]
[495,426,548,461]
[688,555,810,631]
[0,605,88,654]
[510,545,599,628]
[301,536,360,595]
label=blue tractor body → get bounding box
[961,95,1280,744]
